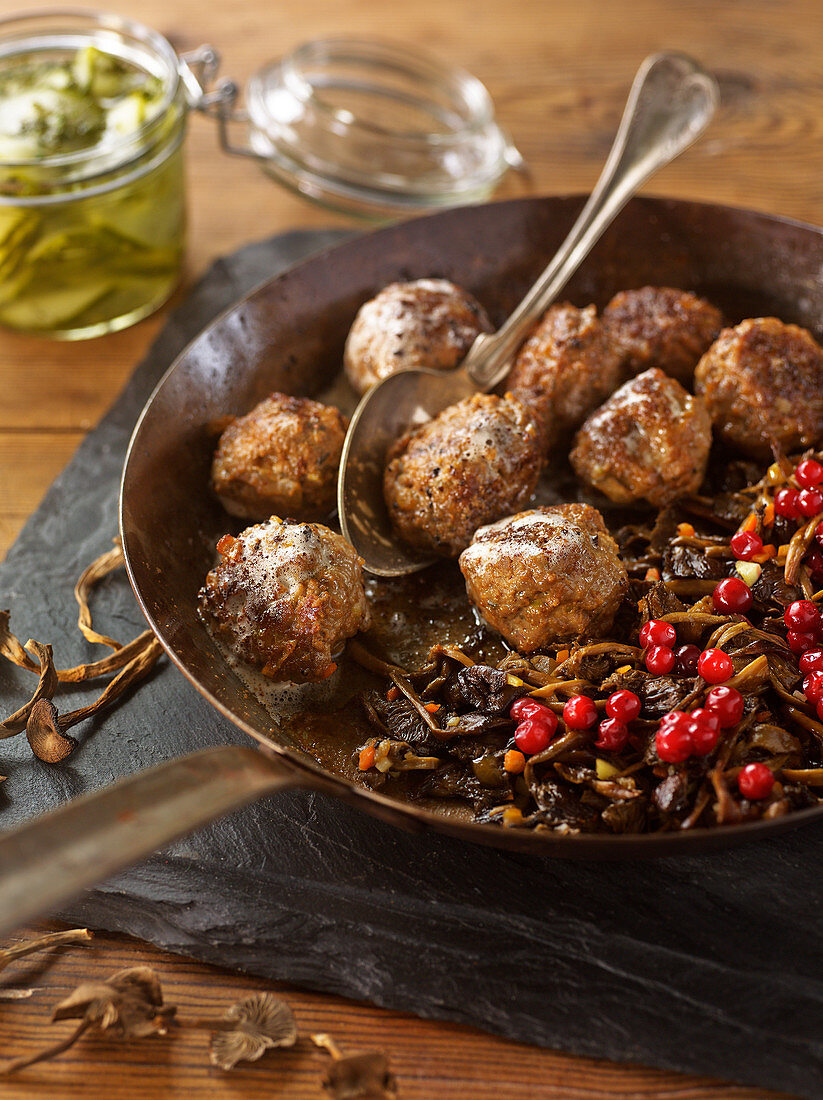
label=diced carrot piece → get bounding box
[424,702,440,714]
[677,522,695,537]
[504,749,526,774]
[751,544,777,564]
[387,686,400,702]
[358,744,376,770]
[555,649,570,664]
[645,567,661,582]
[763,502,775,527]
[741,513,758,533]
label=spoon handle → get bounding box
[462,51,719,392]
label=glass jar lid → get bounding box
[218,37,523,220]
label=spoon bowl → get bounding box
[338,51,719,576]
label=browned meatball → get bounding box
[459,504,628,652]
[211,393,348,521]
[506,302,623,455]
[569,368,712,507]
[199,518,370,683]
[694,317,823,460]
[344,278,492,394]
[383,393,541,558]
[601,286,723,385]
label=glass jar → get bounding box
[0,11,189,339]
[219,37,525,221]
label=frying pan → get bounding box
[4,193,823,934]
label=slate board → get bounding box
[1,229,821,1099]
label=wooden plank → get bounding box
[0,924,787,1099]
[0,433,85,558]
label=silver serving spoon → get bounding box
[338,52,719,576]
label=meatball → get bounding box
[459,504,628,652]
[569,367,712,507]
[694,317,823,460]
[343,278,492,394]
[601,285,723,384]
[383,393,541,558]
[506,302,623,455]
[199,518,370,683]
[211,393,348,521]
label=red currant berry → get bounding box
[514,718,553,755]
[594,718,629,751]
[704,685,744,727]
[697,648,733,683]
[797,488,823,517]
[738,762,774,800]
[562,695,598,730]
[713,577,753,615]
[605,690,641,723]
[799,649,823,673]
[646,645,676,675]
[639,619,677,648]
[687,713,720,755]
[674,644,701,676]
[788,631,817,654]
[774,487,801,519]
[784,599,822,634]
[795,459,823,489]
[660,710,690,731]
[730,531,762,561]
[806,545,823,580]
[656,724,693,763]
[510,698,555,724]
[689,707,721,733]
[803,672,823,704]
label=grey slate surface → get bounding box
[0,230,820,1099]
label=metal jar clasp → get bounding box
[178,45,261,161]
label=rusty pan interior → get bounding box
[120,194,823,858]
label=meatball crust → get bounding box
[199,518,370,684]
[569,368,712,508]
[459,504,628,652]
[694,317,823,460]
[506,302,623,454]
[343,278,492,394]
[601,285,723,384]
[211,393,348,522]
[383,393,542,558]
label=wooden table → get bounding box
[1,0,819,1094]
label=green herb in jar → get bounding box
[0,32,185,339]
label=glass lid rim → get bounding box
[0,7,181,170]
[246,34,498,146]
[250,127,513,207]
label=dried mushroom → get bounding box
[209,992,297,1070]
[1,965,173,1075]
[1,540,163,767]
[313,1033,397,1100]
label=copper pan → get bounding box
[3,194,823,933]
